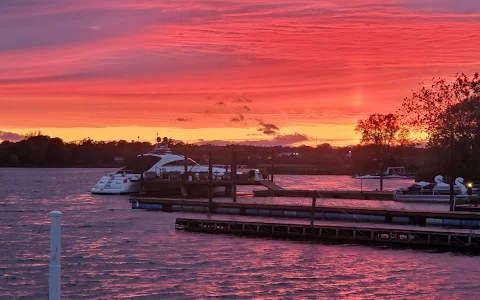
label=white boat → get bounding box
[393,175,469,203]
[91,138,257,195]
[353,166,414,179]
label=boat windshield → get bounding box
[120,156,162,173]
[163,158,200,166]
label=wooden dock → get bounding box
[130,197,480,228]
[253,189,395,200]
[137,174,395,201]
[139,178,263,198]
[141,179,263,187]
[175,218,480,251]
[258,180,284,191]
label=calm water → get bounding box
[1,168,480,299]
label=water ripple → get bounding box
[1,168,480,298]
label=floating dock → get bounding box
[139,176,395,200]
[455,204,480,212]
[253,189,394,200]
[130,197,480,228]
[139,178,263,197]
[175,218,480,251]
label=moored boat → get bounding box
[353,166,415,179]
[91,137,258,195]
[393,175,469,203]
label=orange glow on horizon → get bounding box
[2,125,360,147]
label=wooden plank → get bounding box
[259,180,285,191]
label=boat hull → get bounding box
[91,174,141,195]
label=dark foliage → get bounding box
[0,134,428,176]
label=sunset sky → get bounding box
[1,0,480,146]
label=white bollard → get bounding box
[49,211,62,300]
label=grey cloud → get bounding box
[174,117,192,122]
[269,133,310,145]
[231,97,252,103]
[195,133,311,147]
[257,122,279,135]
[230,114,245,122]
[0,130,24,142]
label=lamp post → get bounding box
[372,158,383,192]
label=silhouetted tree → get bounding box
[355,113,404,190]
[400,73,480,182]
[401,73,480,146]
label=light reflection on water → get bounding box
[0,168,479,299]
[273,174,414,191]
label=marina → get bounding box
[4,1,480,297]
[137,177,397,200]
[2,168,480,299]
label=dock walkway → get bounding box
[175,218,480,250]
[253,189,395,200]
[259,180,284,191]
[130,197,480,228]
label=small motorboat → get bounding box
[353,166,415,179]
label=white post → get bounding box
[49,211,62,300]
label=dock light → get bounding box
[467,182,473,188]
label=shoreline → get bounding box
[0,165,353,176]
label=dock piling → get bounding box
[49,211,62,300]
[449,130,455,211]
[184,145,188,180]
[310,191,317,227]
[232,151,237,203]
[208,151,213,211]
[270,149,275,182]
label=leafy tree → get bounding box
[355,113,401,147]
[400,73,480,146]
[447,95,480,144]
[355,113,404,190]
[400,73,480,185]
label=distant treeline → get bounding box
[0,133,460,180]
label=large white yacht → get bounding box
[91,137,228,195]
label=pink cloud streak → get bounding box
[0,0,479,143]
